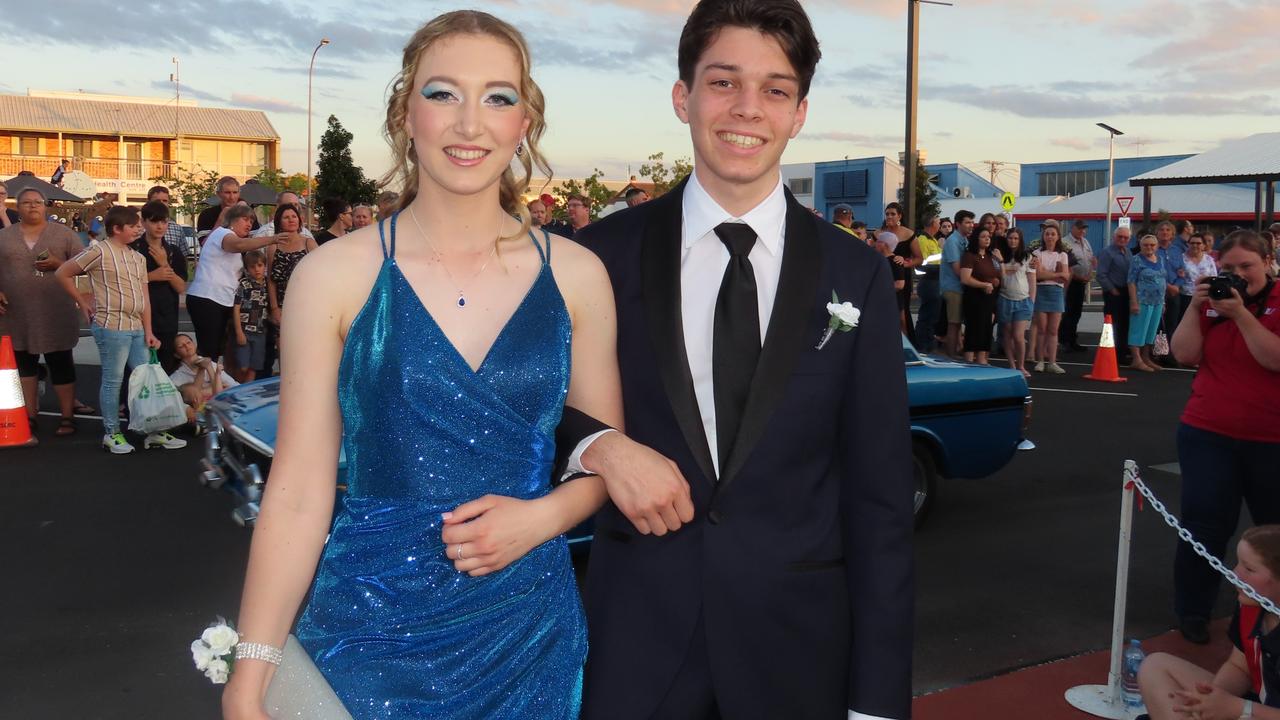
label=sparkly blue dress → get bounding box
[294,214,586,718]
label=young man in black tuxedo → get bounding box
[558,1,914,718]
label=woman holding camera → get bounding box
[1170,229,1280,645]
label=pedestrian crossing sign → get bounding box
[1000,192,1016,212]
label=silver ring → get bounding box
[457,543,465,560]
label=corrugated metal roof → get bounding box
[1130,133,1280,183]
[1015,180,1277,217]
[0,94,279,141]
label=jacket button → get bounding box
[708,510,722,525]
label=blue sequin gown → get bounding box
[294,215,586,718]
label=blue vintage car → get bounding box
[200,337,1031,531]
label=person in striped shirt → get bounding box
[56,205,185,454]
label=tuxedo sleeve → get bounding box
[552,407,614,483]
[840,257,915,719]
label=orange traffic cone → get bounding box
[1083,315,1128,384]
[0,335,36,448]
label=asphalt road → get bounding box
[2,327,1235,718]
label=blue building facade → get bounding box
[1018,155,1192,198]
[926,163,1003,201]
[814,157,897,227]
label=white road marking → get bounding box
[1028,387,1138,397]
[1149,462,1182,476]
[37,411,105,420]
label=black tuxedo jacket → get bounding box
[569,180,914,720]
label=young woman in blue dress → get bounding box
[223,11,620,719]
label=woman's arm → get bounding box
[1222,296,1280,371]
[54,259,91,323]
[222,232,278,254]
[959,266,988,290]
[442,242,621,576]
[222,255,349,718]
[1034,254,1056,282]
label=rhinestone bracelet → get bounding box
[234,641,284,666]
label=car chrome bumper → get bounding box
[200,409,267,526]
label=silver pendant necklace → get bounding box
[409,205,499,308]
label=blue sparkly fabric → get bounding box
[295,214,585,719]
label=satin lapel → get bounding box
[718,190,824,490]
[641,179,717,486]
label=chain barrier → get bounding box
[1123,460,1280,616]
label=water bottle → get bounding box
[1121,638,1145,708]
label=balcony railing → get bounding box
[0,154,264,184]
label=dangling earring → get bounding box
[407,137,416,157]
[515,141,525,158]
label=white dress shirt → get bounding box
[679,169,786,477]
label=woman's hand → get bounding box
[984,282,994,295]
[271,308,282,327]
[1209,288,1246,321]
[441,495,556,577]
[1130,301,1140,316]
[1170,681,1246,720]
[34,256,61,272]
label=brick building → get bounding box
[0,90,280,208]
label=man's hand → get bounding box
[145,333,161,349]
[582,432,694,536]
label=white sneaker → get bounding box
[1047,363,1066,374]
[144,431,188,450]
[1033,361,1046,372]
[102,433,135,455]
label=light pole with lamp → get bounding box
[1097,122,1123,245]
[306,38,331,229]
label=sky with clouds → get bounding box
[3,0,1274,190]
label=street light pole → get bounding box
[903,0,951,230]
[306,38,330,228]
[1097,123,1124,245]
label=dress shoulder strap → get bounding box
[377,212,399,259]
[528,228,550,265]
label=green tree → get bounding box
[253,167,312,197]
[637,152,694,196]
[150,165,220,223]
[315,115,377,223]
[897,166,941,231]
[551,169,616,221]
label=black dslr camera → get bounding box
[1206,273,1248,300]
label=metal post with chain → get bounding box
[1067,460,1278,719]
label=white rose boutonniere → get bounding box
[817,291,860,350]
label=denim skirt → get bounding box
[1034,284,1065,313]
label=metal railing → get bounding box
[0,154,264,184]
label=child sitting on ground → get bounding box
[1139,525,1280,719]
[169,333,239,428]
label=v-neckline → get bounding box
[389,259,546,375]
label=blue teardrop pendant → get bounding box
[457,294,466,308]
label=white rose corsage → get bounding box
[817,291,860,350]
[191,617,240,684]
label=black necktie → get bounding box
[712,222,761,474]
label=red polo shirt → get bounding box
[1181,282,1280,442]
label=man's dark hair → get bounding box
[216,176,239,192]
[954,210,975,225]
[321,197,350,224]
[624,188,647,201]
[850,220,867,231]
[567,193,590,207]
[678,0,821,101]
[104,205,139,237]
[1176,219,1194,235]
[140,200,169,223]
[146,185,170,200]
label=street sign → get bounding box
[1000,192,1016,212]
[1118,217,1131,229]
[1116,196,1135,216]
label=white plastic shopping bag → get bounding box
[127,349,188,434]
